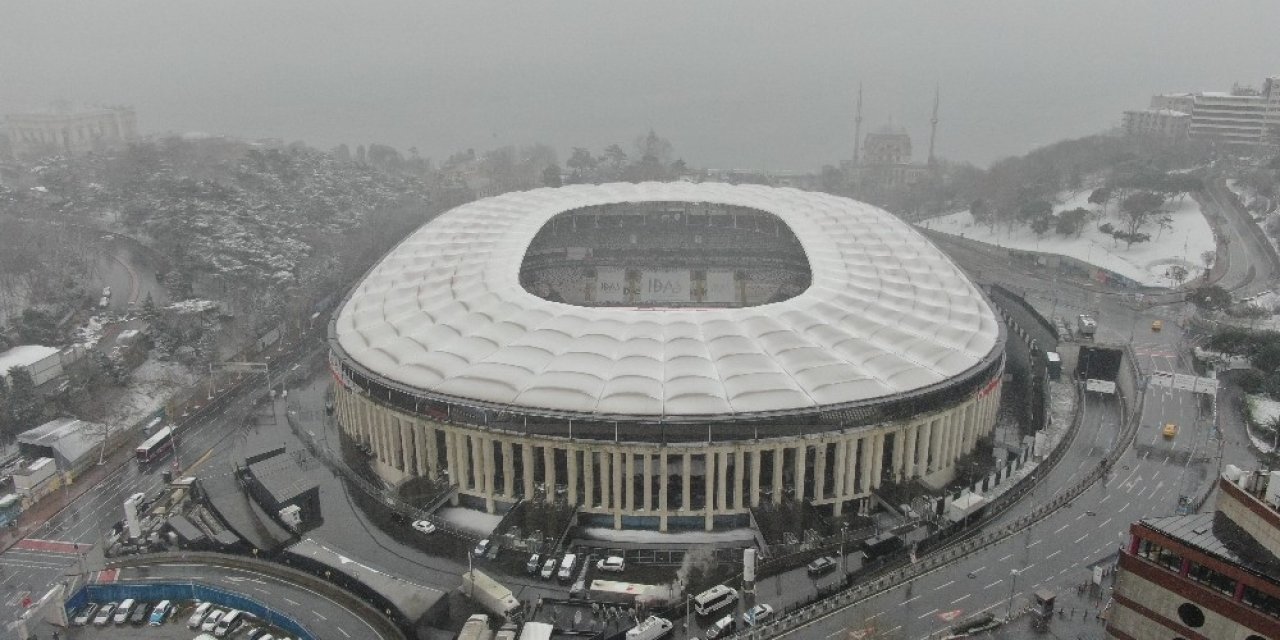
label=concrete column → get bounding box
[584,449,595,507]
[750,449,762,507]
[903,424,918,479]
[833,437,847,515]
[624,453,634,512]
[929,419,943,473]
[716,451,728,512]
[567,448,579,506]
[859,436,873,494]
[814,442,828,501]
[890,431,905,481]
[772,447,784,504]
[416,423,431,477]
[870,432,885,489]
[544,446,557,497]
[794,444,807,502]
[444,431,458,487]
[659,452,669,531]
[735,449,746,510]
[842,439,856,496]
[612,450,624,528]
[683,452,692,511]
[502,440,515,498]
[522,443,536,499]
[424,424,438,478]
[600,450,611,510]
[704,452,715,531]
[643,454,653,511]
[917,422,931,474]
[481,437,495,512]
[401,421,414,473]
[470,435,485,495]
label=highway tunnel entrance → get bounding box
[1076,345,1123,382]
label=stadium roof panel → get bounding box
[334,182,1001,418]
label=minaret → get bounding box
[927,85,940,166]
[853,83,864,165]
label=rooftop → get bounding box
[334,182,1001,418]
[0,345,58,376]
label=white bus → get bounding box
[693,584,738,617]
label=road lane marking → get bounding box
[1055,524,1069,534]
[1100,494,1111,503]
[1027,540,1042,548]
[1119,502,1129,513]
[919,608,939,619]
[1046,550,1061,560]
[998,554,1012,562]
[284,597,299,606]
[935,580,955,591]
[985,579,1002,589]
[971,566,985,575]
[1099,517,1113,528]
[313,611,327,621]
[951,594,970,605]
[903,595,921,605]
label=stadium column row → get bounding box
[333,377,1001,531]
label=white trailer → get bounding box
[462,570,521,621]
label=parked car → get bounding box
[473,538,490,557]
[202,609,225,632]
[596,556,625,572]
[129,601,151,624]
[411,520,437,534]
[93,602,117,626]
[113,598,136,624]
[187,601,213,628]
[525,553,542,575]
[72,602,99,626]
[806,556,838,576]
[541,556,558,579]
[743,603,774,627]
[705,614,736,639]
[148,600,172,625]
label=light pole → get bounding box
[1006,568,1021,620]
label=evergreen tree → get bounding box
[5,368,42,438]
[0,376,11,440]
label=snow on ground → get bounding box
[918,189,1216,288]
[578,527,758,545]
[436,506,504,536]
[1246,394,1280,454]
[105,358,199,429]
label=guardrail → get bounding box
[106,551,406,640]
[732,346,1145,639]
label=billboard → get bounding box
[639,271,690,303]
[705,271,736,303]
[596,268,627,303]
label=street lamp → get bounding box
[1006,568,1022,620]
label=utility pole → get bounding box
[853,82,864,166]
[928,85,940,166]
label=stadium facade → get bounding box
[328,183,1005,531]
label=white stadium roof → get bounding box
[334,182,1001,418]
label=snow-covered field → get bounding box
[919,190,1216,288]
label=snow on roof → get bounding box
[334,182,1001,418]
[0,345,59,376]
[16,417,103,467]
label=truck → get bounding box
[1077,314,1097,339]
[458,614,494,640]
[461,570,521,621]
[861,532,904,560]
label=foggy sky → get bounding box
[2,1,1277,170]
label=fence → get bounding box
[67,581,313,639]
[727,345,1144,639]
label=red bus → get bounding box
[136,426,175,463]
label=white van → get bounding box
[113,598,135,624]
[693,585,738,617]
[557,553,578,581]
[187,601,212,628]
[213,609,242,636]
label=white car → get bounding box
[202,609,225,632]
[411,520,437,534]
[93,602,116,626]
[743,603,774,627]
[596,556,625,572]
[187,601,212,628]
[473,539,490,557]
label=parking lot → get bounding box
[59,599,295,640]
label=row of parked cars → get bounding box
[69,598,293,639]
[519,550,626,581]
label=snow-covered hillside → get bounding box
[918,190,1215,288]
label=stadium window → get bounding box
[1241,584,1280,619]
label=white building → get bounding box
[0,345,63,386]
[1130,76,1280,150]
[4,104,137,159]
[1123,109,1190,139]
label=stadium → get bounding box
[328,182,1005,531]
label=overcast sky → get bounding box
[2,1,1277,170]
